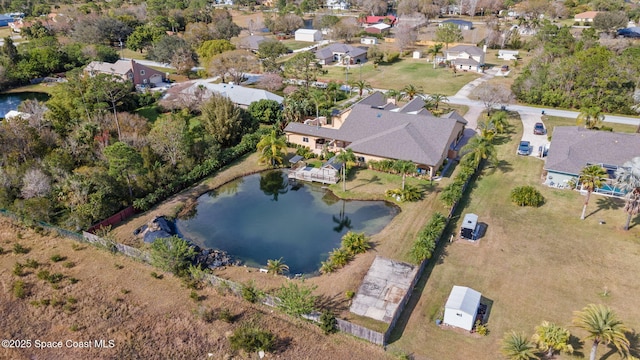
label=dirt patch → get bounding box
[0,217,392,359]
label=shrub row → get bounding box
[410,212,447,264]
[134,129,268,211]
[440,157,478,208]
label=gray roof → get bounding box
[357,91,387,107]
[397,97,427,113]
[181,80,283,106]
[286,100,461,166]
[315,43,367,60]
[442,110,468,125]
[544,126,640,175]
[445,45,484,56]
[241,35,266,50]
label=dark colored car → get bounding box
[517,141,530,155]
[533,122,545,135]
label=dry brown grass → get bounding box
[0,218,393,360]
[386,116,640,360]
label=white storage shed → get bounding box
[498,50,519,61]
[295,29,322,42]
[443,286,481,331]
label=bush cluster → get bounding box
[385,185,424,202]
[229,324,276,353]
[410,212,447,264]
[510,186,545,207]
[134,129,267,211]
[320,232,370,273]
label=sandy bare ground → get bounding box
[0,217,392,359]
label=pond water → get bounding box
[176,171,399,275]
[0,92,50,118]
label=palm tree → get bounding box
[256,130,287,168]
[427,43,444,62]
[329,248,351,267]
[576,106,605,129]
[461,136,497,168]
[501,331,539,360]
[266,257,289,275]
[309,89,328,119]
[336,149,356,192]
[320,259,336,274]
[578,165,607,220]
[531,321,573,358]
[489,111,509,134]
[393,160,417,190]
[340,231,370,255]
[572,304,630,360]
[427,93,449,111]
[386,89,406,102]
[476,119,497,142]
[351,79,372,97]
[615,157,640,230]
[402,84,423,100]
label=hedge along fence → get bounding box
[133,129,268,212]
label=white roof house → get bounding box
[169,80,283,109]
[443,286,481,331]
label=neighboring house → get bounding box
[284,92,467,178]
[362,15,396,26]
[326,0,349,10]
[294,29,322,42]
[544,126,640,195]
[84,59,166,87]
[443,286,482,331]
[365,23,391,34]
[498,49,519,61]
[444,45,486,72]
[0,14,13,27]
[574,11,599,23]
[361,37,379,45]
[239,35,266,52]
[315,43,367,65]
[440,19,472,30]
[165,80,283,109]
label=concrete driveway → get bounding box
[518,112,549,158]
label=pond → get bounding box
[0,92,50,118]
[176,171,399,275]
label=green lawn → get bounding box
[544,115,638,135]
[135,105,162,122]
[317,59,481,95]
[281,40,315,51]
[386,115,640,359]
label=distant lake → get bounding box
[0,92,50,118]
[176,171,399,275]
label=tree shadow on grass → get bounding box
[315,293,349,313]
[600,331,640,360]
[631,215,640,229]
[488,159,512,174]
[274,336,293,354]
[587,196,624,219]
[568,335,585,359]
[349,174,382,191]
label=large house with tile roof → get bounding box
[284,92,467,178]
[315,43,367,65]
[163,80,283,109]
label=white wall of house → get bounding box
[295,29,322,42]
[444,307,476,331]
